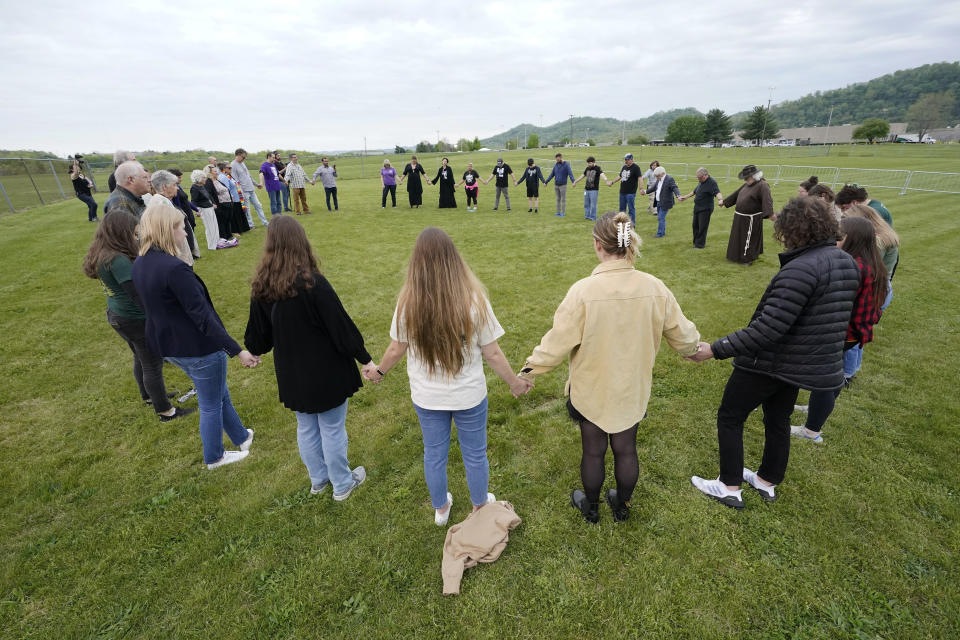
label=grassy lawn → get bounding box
[1,151,958,638]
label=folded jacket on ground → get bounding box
[441,500,521,595]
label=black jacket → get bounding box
[711,241,859,391]
[190,183,215,209]
[244,273,371,413]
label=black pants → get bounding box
[465,188,477,207]
[382,184,396,207]
[107,310,172,413]
[214,203,233,240]
[324,186,338,210]
[78,193,98,220]
[692,208,712,248]
[804,343,855,432]
[573,406,640,507]
[717,367,798,486]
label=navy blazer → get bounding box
[646,175,680,210]
[132,248,242,358]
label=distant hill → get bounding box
[481,61,960,146]
[479,109,703,148]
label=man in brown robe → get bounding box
[719,164,774,265]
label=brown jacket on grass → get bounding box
[441,501,521,595]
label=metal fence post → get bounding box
[20,159,45,206]
[831,167,841,189]
[900,172,913,196]
[48,160,66,199]
[0,179,15,213]
[774,165,782,185]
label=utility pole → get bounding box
[759,86,775,146]
[622,120,626,145]
[436,129,440,152]
[569,114,574,145]
[823,105,835,154]
[361,136,366,178]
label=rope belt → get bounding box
[734,210,764,257]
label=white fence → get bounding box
[533,158,960,195]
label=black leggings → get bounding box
[578,418,639,507]
[465,188,478,207]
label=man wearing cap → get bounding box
[718,164,774,265]
[607,153,643,225]
[678,167,723,249]
[543,152,575,217]
[485,158,513,211]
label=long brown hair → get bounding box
[82,211,139,278]
[840,217,888,308]
[843,203,899,250]
[397,227,490,377]
[774,196,839,249]
[250,215,320,302]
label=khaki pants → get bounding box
[291,187,310,213]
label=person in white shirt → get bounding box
[365,228,532,526]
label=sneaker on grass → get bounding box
[790,425,824,443]
[239,428,254,451]
[310,480,330,495]
[207,450,248,470]
[333,466,366,502]
[158,406,196,422]
[690,476,744,510]
[742,467,776,502]
[435,492,453,527]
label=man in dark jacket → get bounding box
[104,161,150,218]
[644,165,680,238]
[688,197,859,509]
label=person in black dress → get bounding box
[429,157,457,209]
[400,156,427,208]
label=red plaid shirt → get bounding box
[847,257,881,345]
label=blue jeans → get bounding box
[78,193,98,220]
[584,190,598,220]
[843,344,864,378]
[243,190,269,226]
[267,189,282,215]
[413,397,489,508]
[618,193,636,226]
[656,205,670,237]
[166,351,248,464]
[294,401,353,494]
[281,184,291,211]
[881,279,893,311]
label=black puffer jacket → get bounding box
[712,240,859,391]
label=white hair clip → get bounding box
[617,222,631,248]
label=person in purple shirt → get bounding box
[381,159,398,208]
[259,152,284,216]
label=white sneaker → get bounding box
[691,475,744,509]
[435,492,454,526]
[333,466,366,502]
[794,404,809,413]
[207,449,249,470]
[742,467,777,502]
[239,429,254,451]
[790,425,824,443]
[485,492,496,504]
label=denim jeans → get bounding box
[881,279,893,311]
[267,189,282,215]
[281,184,291,211]
[78,193,98,220]
[618,193,636,225]
[413,397,490,508]
[294,400,353,494]
[382,184,396,207]
[243,190,269,226]
[583,190,598,220]
[843,344,864,378]
[324,186,339,210]
[656,205,669,237]
[166,351,249,464]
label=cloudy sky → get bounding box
[2,0,957,155]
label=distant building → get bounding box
[734,122,908,145]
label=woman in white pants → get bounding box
[189,169,222,251]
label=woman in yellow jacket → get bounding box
[519,211,702,523]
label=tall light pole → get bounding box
[760,86,775,146]
[569,114,574,145]
[823,105,835,153]
[622,120,626,145]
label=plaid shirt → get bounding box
[847,257,880,345]
[284,163,309,188]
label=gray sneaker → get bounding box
[333,466,366,502]
[310,480,330,495]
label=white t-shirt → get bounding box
[390,298,504,410]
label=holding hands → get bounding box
[509,375,534,398]
[361,361,383,383]
[238,350,261,368]
[685,341,714,363]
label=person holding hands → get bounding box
[364,228,531,526]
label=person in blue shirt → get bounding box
[514,158,545,213]
[544,153,575,217]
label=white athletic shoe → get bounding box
[239,429,254,451]
[435,492,454,526]
[691,475,744,509]
[742,467,777,502]
[207,450,249,470]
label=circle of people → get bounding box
[84,154,900,522]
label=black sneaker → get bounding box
[605,488,631,522]
[159,406,197,422]
[528,208,532,212]
[145,391,179,406]
[570,490,599,524]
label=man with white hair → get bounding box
[104,160,151,218]
[679,168,723,249]
[644,165,680,238]
[107,150,136,192]
[230,148,269,227]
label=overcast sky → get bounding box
[1,0,957,155]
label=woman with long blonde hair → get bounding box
[368,227,531,526]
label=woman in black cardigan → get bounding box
[244,216,375,501]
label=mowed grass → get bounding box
[1,156,959,639]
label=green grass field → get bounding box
[1,146,958,639]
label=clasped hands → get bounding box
[685,341,714,363]
[238,350,261,368]
[360,361,534,398]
